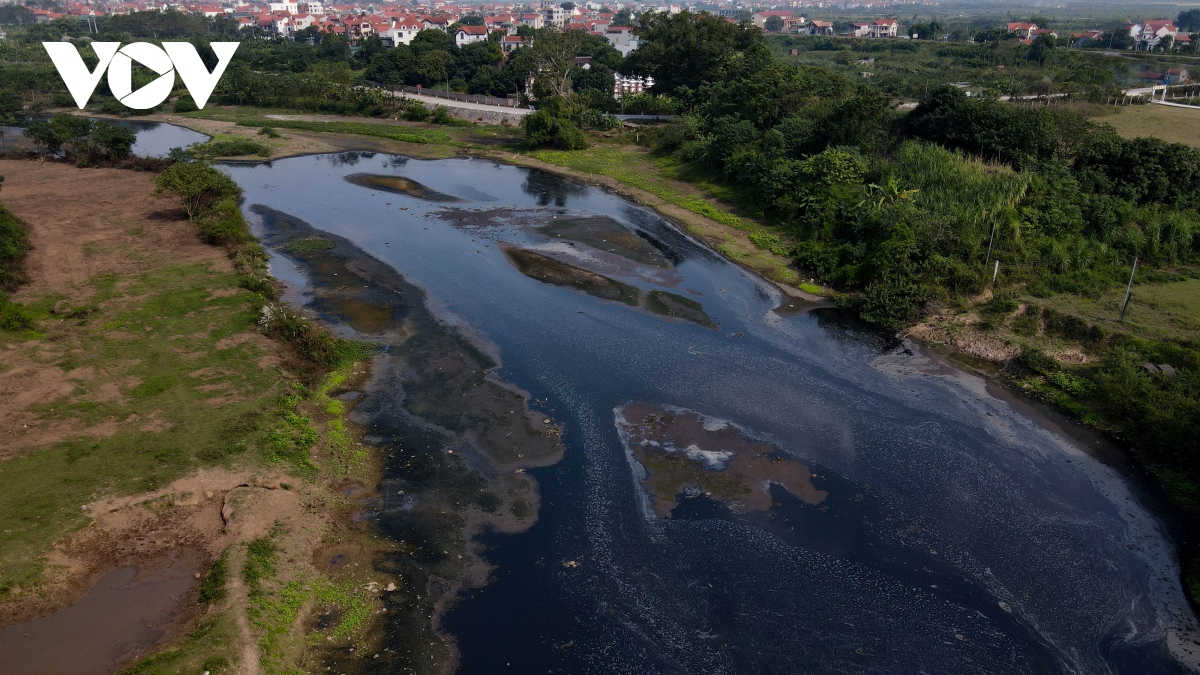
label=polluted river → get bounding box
[217,150,1200,675]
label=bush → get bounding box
[154,162,241,219]
[196,198,255,248]
[401,102,431,121]
[0,293,34,332]
[1043,307,1090,341]
[173,94,198,113]
[192,139,270,159]
[522,100,589,150]
[257,303,375,368]
[0,203,28,290]
[258,126,280,138]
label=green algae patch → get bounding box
[645,290,717,329]
[505,247,641,306]
[538,215,670,268]
[281,236,335,254]
[345,174,462,202]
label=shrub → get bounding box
[522,102,588,150]
[154,162,241,219]
[1043,308,1090,341]
[257,303,375,368]
[401,102,431,121]
[197,556,227,603]
[173,94,198,113]
[0,203,28,290]
[258,126,280,138]
[0,293,34,332]
[192,139,270,159]
[196,198,255,247]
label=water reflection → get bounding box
[0,116,208,158]
[223,154,1200,675]
[522,169,588,206]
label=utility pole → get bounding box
[1119,256,1138,322]
[984,216,998,264]
[992,260,1000,284]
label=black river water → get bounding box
[224,151,1200,675]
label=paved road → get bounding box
[391,91,532,116]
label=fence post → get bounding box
[992,260,1000,284]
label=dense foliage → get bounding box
[23,114,137,164]
[636,15,1200,556]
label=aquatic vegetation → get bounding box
[280,236,335,254]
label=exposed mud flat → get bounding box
[538,215,671,268]
[503,246,640,307]
[645,290,718,329]
[346,173,463,202]
[251,204,564,673]
[616,403,827,519]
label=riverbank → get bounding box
[0,159,398,673]
[109,108,1200,609]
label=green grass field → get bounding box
[0,263,282,594]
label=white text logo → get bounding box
[43,42,240,110]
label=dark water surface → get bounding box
[225,153,1200,675]
[1,117,208,157]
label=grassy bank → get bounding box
[0,158,391,673]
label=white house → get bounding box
[502,34,529,53]
[378,15,423,46]
[266,1,297,14]
[520,12,544,29]
[1134,19,1179,50]
[868,19,899,38]
[455,24,488,46]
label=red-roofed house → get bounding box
[751,10,791,29]
[501,34,529,53]
[421,14,452,31]
[869,19,899,38]
[1136,20,1178,50]
[455,24,488,46]
[1006,22,1038,39]
[378,14,422,45]
[807,20,834,36]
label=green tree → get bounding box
[529,29,587,100]
[154,162,240,220]
[90,122,136,160]
[416,50,454,86]
[764,15,784,33]
[522,96,588,149]
[1179,9,1200,32]
[1027,34,1057,65]
[622,10,761,94]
